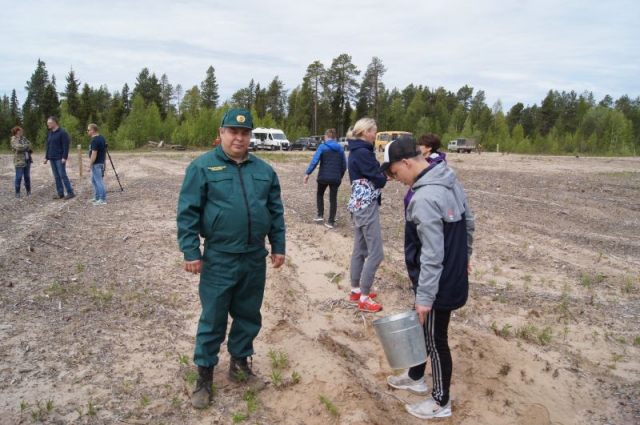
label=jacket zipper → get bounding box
[236,163,252,246]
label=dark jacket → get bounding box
[346,139,387,188]
[45,127,70,160]
[305,139,346,185]
[176,146,286,260]
[407,162,475,310]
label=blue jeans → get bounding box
[15,163,31,193]
[49,159,74,196]
[91,163,106,201]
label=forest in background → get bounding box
[1,55,639,156]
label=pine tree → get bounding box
[266,76,286,124]
[326,54,360,135]
[63,68,81,118]
[200,66,220,110]
[10,89,21,124]
[22,59,50,140]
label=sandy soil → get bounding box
[0,149,638,425]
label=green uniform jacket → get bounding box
[177,146,286,261]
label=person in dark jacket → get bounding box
[345,117,387,312]
[381,137,474,420]
[44,116,75,200]
[177,108,286,409]
[303,128,347,229]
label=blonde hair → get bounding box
[351,117,376,138]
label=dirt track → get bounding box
[1,150,639,424]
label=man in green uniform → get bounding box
[177,109,286,409]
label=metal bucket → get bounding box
[372,311,427,369]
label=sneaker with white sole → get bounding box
[92,199,107,205]
[313,215,324,222]
[405,396,452,419]
[387,371,429,395]
[358,297,382,312]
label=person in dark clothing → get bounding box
[44,116,75,200]
[177,109,286,409]
[345,117,387,312]
[86,123,107,204]
[381,137,474,420]
[303,128,347,229]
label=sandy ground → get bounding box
[0,149,639,425]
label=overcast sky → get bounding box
[2,0,639,113]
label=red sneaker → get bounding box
[349,291,377,303]
[358,298,382,312]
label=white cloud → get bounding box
[1,0,638,111]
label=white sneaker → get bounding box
[387,371,429,395]
[405,396,452,419]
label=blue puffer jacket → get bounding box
[305,139,347,185]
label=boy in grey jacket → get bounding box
[380,137,474,420]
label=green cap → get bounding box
[220,108,253,129]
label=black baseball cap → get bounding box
[380,136,421,173]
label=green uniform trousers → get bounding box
[194,248,267,367]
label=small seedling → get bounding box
[141,396,150,406]
[178,354,190,365]
[268,348,289,369]
[172,397,180,407]
[185,370,198,385]
[46,399,54,412]
[270,370,283,387]
[538,327,553,345]
[319,395,339,417]
[243,390,259,413]
[633,336,640,346]
[492,265,501,273]
[291,371,300,384]
[87,400,97,416]
[76,263,86,272]
[20,400,29,412]
[523,274,532,282]
[499,363,512,376]
[485,388,494,398]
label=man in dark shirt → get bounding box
[86,123,107,205]
[44,116,75,199]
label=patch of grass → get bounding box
[499,363,512,376]
[485,388,494,399]
[291,371,301,384]
[505,281,513,290]
[20,400,29,412]
[319,395,339,417]
[515,323,538,343]
[492,265,501,273]
[538,326,553,345]
[232,412,248,423]
[141,396,150,406]
[633,336,640,346]
[488,279,497,287]
[76,263,86,272]
[523,274,532,282]
[87,400,97,416]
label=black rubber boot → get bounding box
[229,357,266,390]
[191,366,213,409]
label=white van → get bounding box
[252,128,290,151]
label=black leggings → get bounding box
[317,183,339,222]
[408,309,452,405]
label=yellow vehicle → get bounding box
[374,131,412,152]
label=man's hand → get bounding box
[271,254,285,269]
[43,159,48,164]
[183,259,202,274]
[303,175,309,184]
[62,158,67,164]
[415,303,432,325]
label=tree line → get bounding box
[1,56,639,156]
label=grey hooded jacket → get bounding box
[407,162,475,310]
